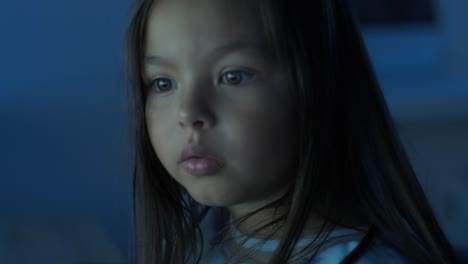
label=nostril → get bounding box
[193,120,204,128]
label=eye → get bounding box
[150,77,175,93]
[220,70,255,86]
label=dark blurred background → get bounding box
[0,0,467,263]
[354,0,434,24]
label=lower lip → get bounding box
[181,157,222,176]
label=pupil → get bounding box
[158,79,170,90]
[227,72,240,84]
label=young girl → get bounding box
[125,0,458,263]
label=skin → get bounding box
[143,0,325,237]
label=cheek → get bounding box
[234,82,295,149]
[224,91,297,183]
[237,112,295,161]
[145,108,176,166]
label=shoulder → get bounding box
[355,240,407,264]
[311,239,407,264]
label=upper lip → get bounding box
[179,144,220,164]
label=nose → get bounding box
[177,87,216,130]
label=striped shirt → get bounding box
[193,209,407,263]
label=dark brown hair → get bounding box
[125,0,458,263]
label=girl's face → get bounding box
[144,0,297,211]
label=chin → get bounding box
[187,189,242,208]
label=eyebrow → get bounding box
[144,40,267,67]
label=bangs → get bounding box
[222,0,287,66]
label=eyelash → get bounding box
[149,70,256,94]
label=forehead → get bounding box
[145,0,266,56]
